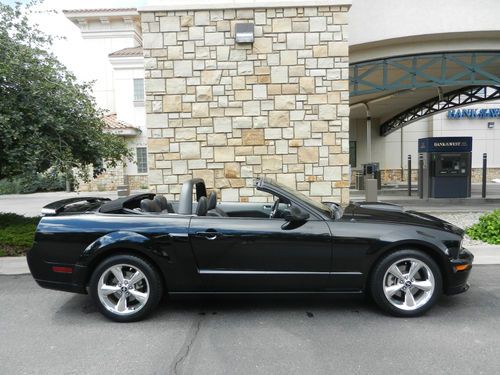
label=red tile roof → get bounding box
[63,8,137,13]
[102,114,139,130]
[109,46,144,57]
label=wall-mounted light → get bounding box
[488,121,495,129]
[235,23,254,44]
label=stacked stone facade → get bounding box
[141,5,350,203]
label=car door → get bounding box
[188,214,332,292]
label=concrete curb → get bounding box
[1,245,499,276]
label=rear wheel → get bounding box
[370,250,442,317]
[89,255,163,322]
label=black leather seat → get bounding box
[196,196,208,216]
[207,191,228,217]
[154,195,175,213]
[140,199,161,213]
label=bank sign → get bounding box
[447,108,500,119]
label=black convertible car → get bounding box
[28,177,473,322]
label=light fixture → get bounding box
[235,23,254,44]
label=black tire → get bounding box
[370,249,442,317]
[89,254,163,322]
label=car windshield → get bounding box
[270,180,332,218]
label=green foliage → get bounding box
[466,210,500,245]
[0,170,67,194]
[0,2,131,182]
[0,213,40,256]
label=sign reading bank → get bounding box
[447,108,500,119]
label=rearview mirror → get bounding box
[285,206,310,222]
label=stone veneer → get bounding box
[141,4,351,203]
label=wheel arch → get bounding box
[365,241,449,292]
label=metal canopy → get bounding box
[350,52,500,97]
[379,86,500,136]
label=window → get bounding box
[349,141,357,167]
[133,78,144,102]
[136,147,148,173]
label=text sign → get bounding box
[418,137,472,153]
[447,108,500,119]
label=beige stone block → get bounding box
[233,117,252,128]
[310,17,327,32]
[196,46,210,59]
[193,169,214,187]
[243,101,260,116]
[221,188,239,201]
[311,181,331,196]
[328,92,341,104]
[282,84,299,94]
[217,20,231,31]
[146,78,165,93]
[214,147,235,162]
[332,80,349,91]
[175,128,196,141]
[330,153,349,165]
[196,86,212,101]
[235,146,253,156]
[292,21,309,32]
[272,18,291,32]
[289,139,303,147]
[269,111,290,127]
[253,38,273,54]
[313,45,328,58]
[280,50,297,65]
[275,95,295,110]
[238,61,254,75]
[242,129,264,146]
[174,61,192,77]
[299,77,315,94]
[224,163,240,178]
[267,84,282,95]
[323,133,336,145]
[287,33,305,49]
[194,11,210,26]
[180,142,200,159]
[255,66,270,75]
[163,95,182,112]
[334,12,348,25]
[257,75,271,84]
[233,76,246,89]
[271,66,288,83]
[207,133,227,146]
[201,70,222,84]
[205,32,225,46]
[168,46,183,60]
[214,117,232,133]
[309,94,328,104]
[235,90,252,101]
[192,103,209,118]
[298,147,319,163]
[148,138,169,153]
[160,16,180,32]
[328,42,349,57]
[294,122,311,139]
[180,16,193,27]
[289,65,305,77]
[166,78,186,94]
[276,173,296,186]
[275,140,289,154]
[230,179,245,188]
[253,84,267,99]
[319,105,337,120]
[148,169,163,184]
[172,160,188,174]
[324,166,342,181]
[262,155,283,173]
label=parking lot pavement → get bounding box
[1,266,499,375]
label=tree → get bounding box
[0,1,131,182]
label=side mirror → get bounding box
[285,206,310,222]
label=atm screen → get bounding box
[436,154,466,176]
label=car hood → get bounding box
[343,202,464,236]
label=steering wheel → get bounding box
[269,198,280,218]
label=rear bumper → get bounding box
[444,248,474,295]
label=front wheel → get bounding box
[89,254,163,322]
[370,250,442,317]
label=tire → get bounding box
[89,254,163,322]
[370,249,442,317]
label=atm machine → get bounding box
[418,137,472,198]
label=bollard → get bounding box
[407,154,412,196]
[418,154,424,199]
[482,153,487,198]
[365,179,378,202]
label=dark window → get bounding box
[136,147,148,173]
[349,141,357,167]
[133,79,144,102]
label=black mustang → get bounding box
[27,177,473,322]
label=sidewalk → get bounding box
[2,245,498,275]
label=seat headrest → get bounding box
[196,196,208,216]
[207,191,217,210]
[140,199,161,213]
[154,195,168,210]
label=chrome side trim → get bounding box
[169,233,189,238]
[199,270,363,275]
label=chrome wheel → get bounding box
[382,258,435,311]
[97,264,150,316]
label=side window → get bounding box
[133,78,144,102]
[136,147,148,173]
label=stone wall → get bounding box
[141,5,350,203]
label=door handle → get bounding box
[195,231,221,240]
[263,205,272,210]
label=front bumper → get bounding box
[444,248,474,295]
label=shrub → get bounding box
[466,210,500,245]
[0,213,40,256]
[0,171,68,194]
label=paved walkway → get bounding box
[2,245,498,275]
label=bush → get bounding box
[0,171,68,194]
[0,213,40,256]
[466,210,500,245]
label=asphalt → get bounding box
[0,266,499,375]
